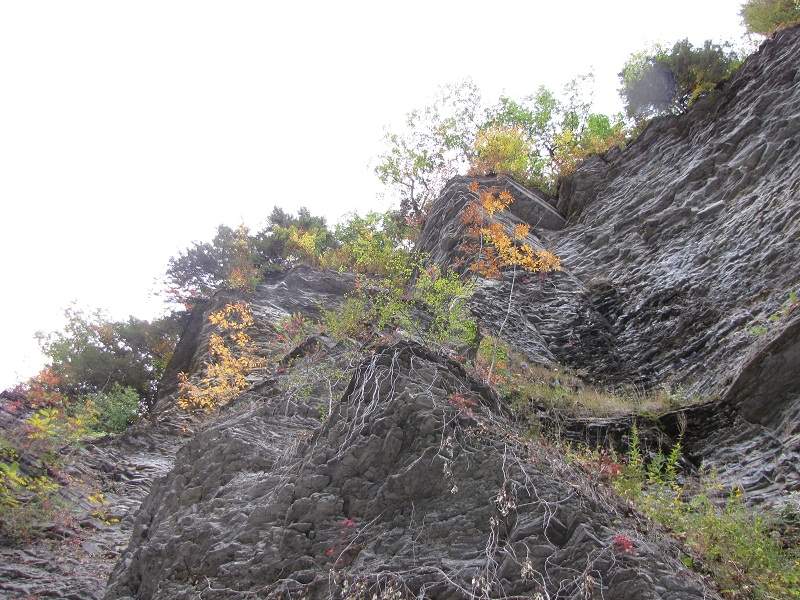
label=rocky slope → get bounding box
[2,24,799,600]
[0,403,188,599]
[107,341,716,600]
[419,24,800,503]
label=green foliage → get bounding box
[484,89,558,190]
[323,296,372,342]
[0,436,62,543]
[477,78,625,192]
[35,307,182,407]
[311,210,477,348]
[771,289,799,321]
[611,438,800,599]
[166,207,335,303]
[487,345,697,419]
[741,0,800,35]
[165,224,253,302]
[376,77,626,207]
[619,39,742,119]
[322,265,477,351]
[80,385,140,434]
[747,289,798,336]
[553,113,626,178]
[258,207,335,268]
[412,268,477,346]
[321,212,416,284]
[23,401,101,452]
[470,126,533,182]
[747,324,769,336]
[375,80,483,218]
[627,422,644,475]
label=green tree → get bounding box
[35,308,183,406]
[253,206,334,268]
[619,39,742,119]
[482,76,625,191]
[165,207,334,303]
[164,225,247,303]
[81,385,141,433]
[470,126,533,184]
[376,76,626,204]
[374,80,483,219]
[741,0,800,35]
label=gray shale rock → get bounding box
[106,343,717,600]
[417,25,800,502]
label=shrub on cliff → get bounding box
[0,438,61,543]
[608,427,800,598]
[619,39,742,119]
[166,207,335,303]
[483,79,626,188]
[741,0,800,35]
[376,77,627,209]
[178,302,264,411]
[80,385,140,433]
[320,212,415,283]
[35,308,182,408]
[470,126,533,183]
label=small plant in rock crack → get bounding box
[593,448,623,481]
[318,403,329,424]
[275,312,315,349]
[746,290,800,337]
[606,421,800,598]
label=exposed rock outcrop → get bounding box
[417,25,800,503]
[107,342,718,600]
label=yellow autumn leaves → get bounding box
[178,302,263,411]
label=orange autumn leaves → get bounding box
[461,181,561,279]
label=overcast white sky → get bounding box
[0,1,748,388]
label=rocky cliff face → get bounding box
[107,341,715,600]
[419,23,800,503]
[3,25,799,600]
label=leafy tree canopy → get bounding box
[165,208,336,304]
[33,307,184,406]
[740,0,800,35]
[619,39,743,119]
[375,76,626,213]
[374,80,483,220]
